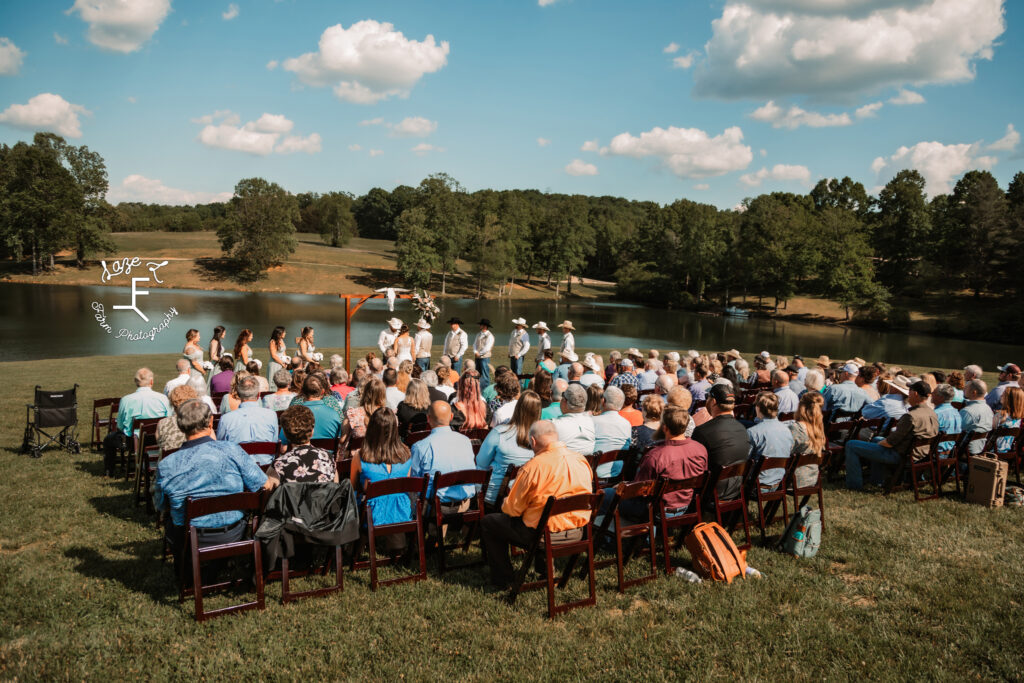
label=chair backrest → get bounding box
[778,412,795,422]
[733,404,753,421]
[613,479,660,502]
[985,426,1020,453]
[161,447,179,459]
[92,397,118,410]
[660,473,707,498]
[432,468,491,492]
[594,449,628,469]
[950,401,965,410]
[132,415,163,433]
[543,492,604,520]
[363,476,427,501]
[792,452,823,469]
[956,431,988,457]
[405,430,431,446]
[184,491,263,527]
[857,417,887,437]
[712,460,749,485]
[241,441,280,456]
[336,457,353,478]
[346,435,364,453]
[637,389,655,398]
[756,456,792,474]
[309,437,339,455]
[496,464,521,501]
[826,420,858,442]
[211,391,228,404]
[461,428,490,442]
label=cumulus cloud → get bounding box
[537,137,551,147]
[673,53,698,69]
[282,20,449,104]
[0,93,89,138]
[107,174,233,205]
[750,101,853,129]
[266,59,278,70]
[988,124,1019,152]
[348,143,362,151]
[67,0,171,53]
[855,101,883,118]
[565,159,598,176]
[693,0,1006,101]
[222,3,239,20]
[581,140,599,152]
[663,42,680,54]
[359,116,437,137]
[54,33,69,45]
[369,149,384,157]
[0,38,26,75]
[739,164,812,187]
[411,143,444,155]
[871,140,997,195]
[889,88,926,105]
[694,183,710,190]
[194,110,320,155]
[601,125,753,178]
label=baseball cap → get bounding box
[908,380,931,398]
[842,363,860,375]
[620,358,634,368]
[998,363,1021,374]
[708,383,735,406]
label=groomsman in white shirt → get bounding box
[443,317,469,372]
[473,318,495,389]
[414,319,433,372]
[532,321,551,369]
[508,317,531,377]
[558,320,576,358]
[378,318,401,356]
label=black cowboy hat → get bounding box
[477,318,492,327]
[447,317,464,325]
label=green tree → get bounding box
[873,170,931,293]
[352,187,394,239]
[394,206,438,289]
[951,170,1009,296]
[217,177,299,280]
[309,192,356,247]
[418,173,467,295]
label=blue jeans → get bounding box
[477,357,491,389]
[845,439,900,490]
[416,358,430,372]
[453,358,462,374]
[509,356,523,376]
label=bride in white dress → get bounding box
[392,323,414,363]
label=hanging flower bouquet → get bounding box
[312,352,324,362]
[201,361,214,372]
[412,289,441,323]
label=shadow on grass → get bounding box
[192,257,262,284]
[90,491,154,527]
[64,540,177,603]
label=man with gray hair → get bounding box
[420,369,448,404]
[931,383,962,454]
[553,384,596,455]
[771,369,799,414]
[592,386,632,479]
[103,367,170,477]
[959,379,992,455]
[215,375,279,463]
[329,354,345,371]
[479,419,594,591]
[963,365,983,383]
[655,373,677,397]
[155,398,270,577]
[639,359,660,392]
[163,359,192,396]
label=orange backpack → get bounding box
[684,522,748,583]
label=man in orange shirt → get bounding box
[480,420,593,590]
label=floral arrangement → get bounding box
[312,352,324,362]
[412,289,440,323]
[201,361,214,372]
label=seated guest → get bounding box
[331,369,354,400]
[267,405,338,486]
[638,359,659,392]
[156,385,197,453]
[861,375,909,429]
[566,362,585,386]
[931,383,962,453]
[435,365,456,400]
[263,369,297,411]
[542,379,567,420]
[986,363,1021,410]
[554,384,596,455]
[396,360,414,393]
[585,383,605,416]
[350,409,414,548]
[163,359,192,396]
[482,365,509,402]
[530,369,555,411]
[592,386,632,478]
[631,394,664,458]
[103,367,171,478]
[691,384,750,502]
[785,364,806,396]
[452,375,490,431]
[342,369,368,413]
[383,368,405,411]
[947,370,966,403]
[187,374,219,416]
[343,378,387,442]
[246,360,270,393]
[608,358,639,390]
[688,365,711,404]
[154,399,269,577]
[209,357,235,395]
[803,369,825,395]
[664,386,695,439]
[219,371,249,414]
[420,369,448,404]
[477,392,542,506]
[844,381,938,490]
[655,373,677,397]
[992,386,1024,454]
[539,349,558,374]
[490,372,521,427]
[823,363,868,417]
[480,420,593,590]
[283,374,342,442]
[217,375,279,462]
[856,366,881,402]
[746,392,794,490]
[410,402,478,502]
[396,378,431,439]
[771,370,799,415]
[604,350,622,382]
[580,354,606,389]
[618,384,643,427]
[553,350,577,383]
[787,391,827,488]
[959,379,993,455]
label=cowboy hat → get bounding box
[532,321,550,331]
[816,354,831,367]
[626,347,641,357]
[883,376,911,395]
[511,317,526,326]
[446,317,463,325]
[558,320,575,330]
[414,319,431,329]
[561,350,579,362]
[846,357,866,367]
[387,317,402,328]
[725,348,741,359]
[582,352,601,373]
[477,318,493,327]
[666,351,680,362]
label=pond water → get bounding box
[0,282,1020,370]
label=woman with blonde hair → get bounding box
[396,359,414,393]
[396,378,430,438]
[219,370,250,413]
[788,391,827,488]
[631,394,665,457]
[476,390,541,506]
[585,383,604,416]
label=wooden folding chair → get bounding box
[507,492,604,618]
[856,417,889,440]
[585,450,628,489]
[132,420,162,508]
[241,441,281,460]
[179,492,265,622]
[90,397,119,450]
[653,474,706,575]
[351,476,428,591]
[986,426,1022,485]
[126,416,162,480]
[486,463,521,514]
[826,419,860,478]
[788,453,826,529]
[884,436,939,498]
[405,430,432,447]
[309,437,340,458]
[748,456,793,544]
[430,469,491,575]
[704,461,752,550]
[952,431,989,497]
[933,433,963,497]
[778,412,795,422]
[733,404,754,421]
[828,408,862,424]
[593,480,663,591]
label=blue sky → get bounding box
[0,0,1021,210]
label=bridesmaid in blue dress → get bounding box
[350,408,414,533]
[233,329,253,372]
[267,326,289,382]
[182,329,206,381]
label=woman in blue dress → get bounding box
[267,326,289,383]
[350,408,414,535]
[182,328,206,381]
[476,390,541,507]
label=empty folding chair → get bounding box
[788,452,826,529]
[90,397,119,451]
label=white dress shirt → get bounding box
[560,331,575,356]
[414,330,433,359]
[378,328,397,355]
[444,327,468,359]
[474,330,494,359]
[508,329,530,359]
[163,373,190,396]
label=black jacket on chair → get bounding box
[255,480,360,567]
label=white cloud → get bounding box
[663,42,680,54]
[538,0,560,6]
[694,183,710,190]
[67,0,171,53]
[565,159,599,176]
[750,100,853,129]
[694,0,1006,100]
[222,3,239,20]
[0,38,26,75]
[266,59,278,70]
[194,110,320,156]
[411,143,444,155]
[54,33,69,45]
[368,149,384,157]
[855,101,883,118]
[672,53,698,69]
[359,117,384,127]
[390,116,437,137]
[871,140,997,195]
[0,93,89,138]
[348,143,362,151]
[739,163,812,187]
[581,140,599,152]
[601,125,753,178]
[988,124,1019,152]
[127,96,136,103]
[889,88,926,105]
[107,174,232,205]
[537,137,551,147]
[283,20,449,104]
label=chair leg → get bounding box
[614,529,625,593]
[191,542,205,621]
[281,556,291,604]
[659,519,672,575]
[367,524,379,592]
[545,547,557,619]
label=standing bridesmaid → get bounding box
[296,326,316,365]
[208,325,226,363]
[233,329,253,371]
[183,329,207,380]
[267,326,289,382]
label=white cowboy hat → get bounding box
[561,350,579,362]
[559,320,575,330]
[666,351,680,362]
[387,317,402,329]
[883,376,911,395]
[512,317,527,326]
[532,321,550,331]
[626,347,641,357]
[414,319,431,329]
[583,352,601,373]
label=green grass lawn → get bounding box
[1,349,1022,679]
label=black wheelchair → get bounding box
[22,385,81,458]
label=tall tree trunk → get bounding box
[567,271,573,296]
[555,278,560,299]
[50,253,55,270]
[441,270,447,296]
